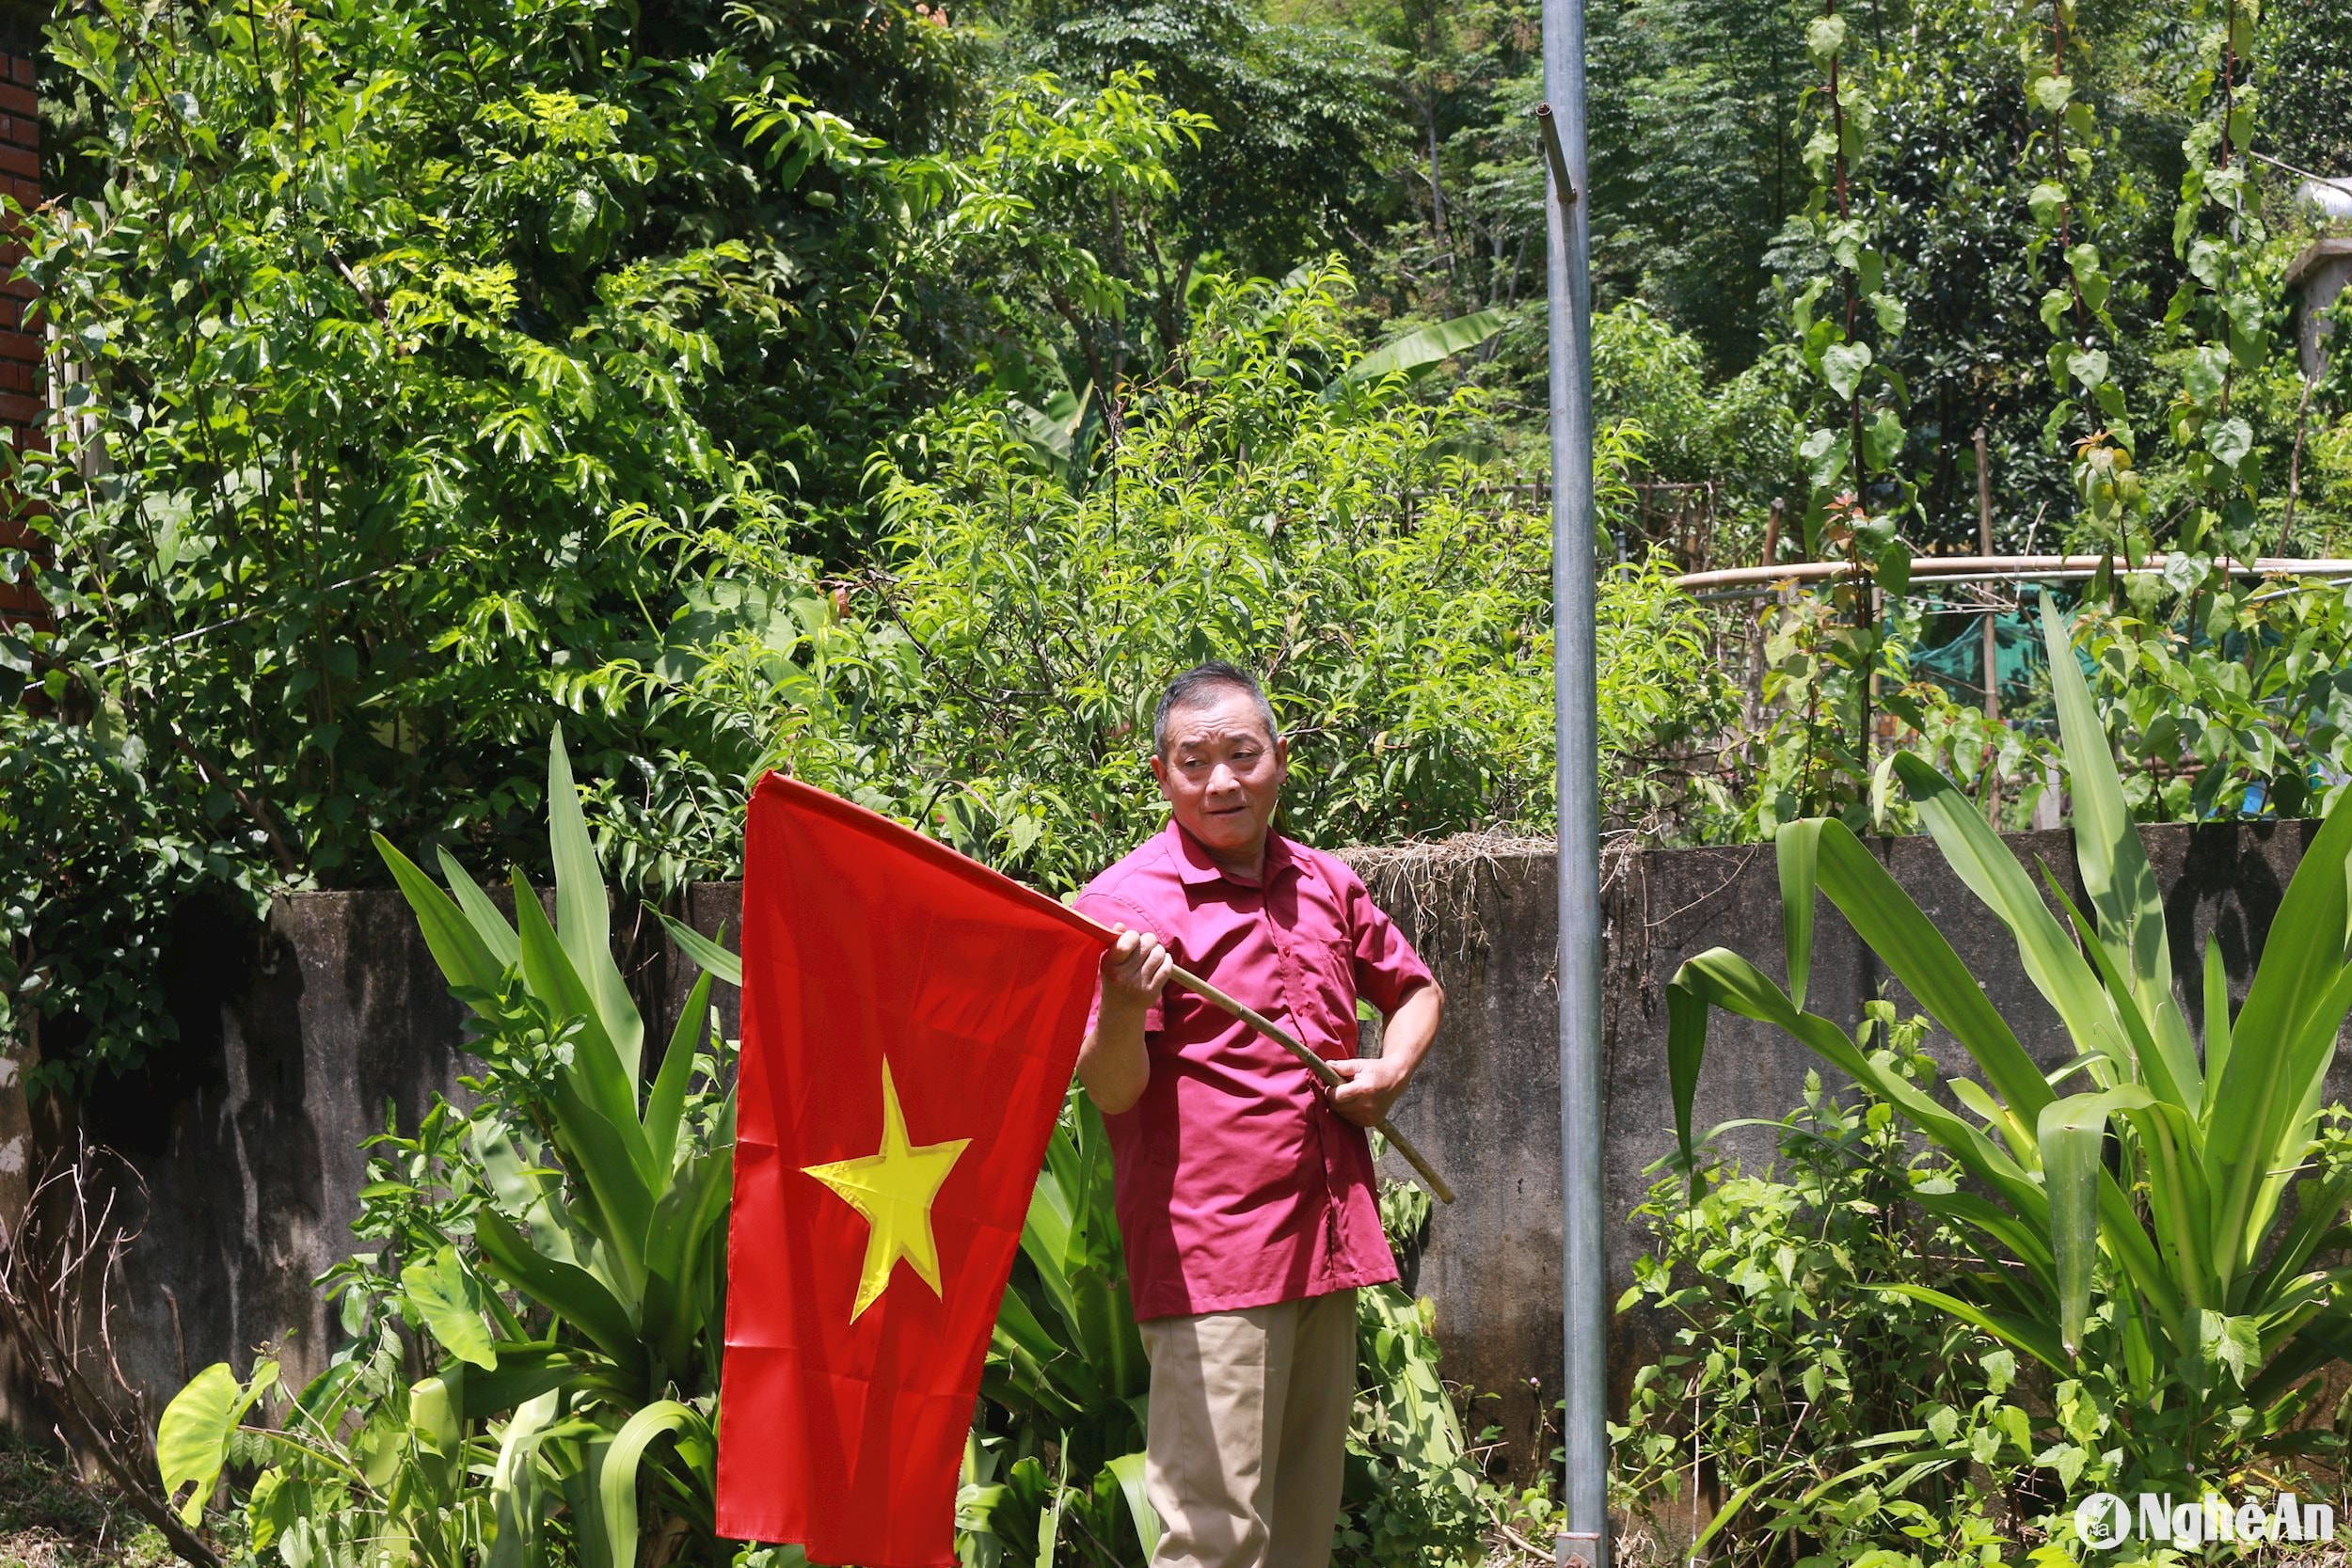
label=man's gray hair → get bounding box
[1152,661,1279,757]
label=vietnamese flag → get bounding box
[715,774,1112,1565]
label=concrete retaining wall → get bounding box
[55,820,2352,1476]
[1360,818,2352,1474]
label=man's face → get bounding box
[1149,689,1288,866]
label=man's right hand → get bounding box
[1101,924,1173,1009]
[1081,924,1168,1115]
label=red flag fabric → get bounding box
[715,774,1112,1565]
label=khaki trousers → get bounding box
[1137,1289,1358,1568]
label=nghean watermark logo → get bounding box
[2074,1491,2339,1549]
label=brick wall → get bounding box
[0,6,38,626]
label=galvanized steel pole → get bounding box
[1539,0,1608,1560]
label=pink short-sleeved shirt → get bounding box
[1075,819,1436,1322]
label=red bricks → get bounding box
[0,43,42,629]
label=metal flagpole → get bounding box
[1538,0,1607,1560]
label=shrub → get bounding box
[1614,1040,2043,1568]
[633,263,1739,888]
[2,0,962,1079]
[1669,598,2352,1494]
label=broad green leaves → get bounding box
[2158,0,2276,558]
[165,731,743,1554]
[1805,15,1849,64]
[2036,1085,2154,1354]
[1666,602,2352,1478]
[1327,309,1510,397]
[402,1248,499,1371]
[1821,341,1872,404]
[1781,1,1914,586]
[2019,2,2143,547]
[158,1360,275,1524]
[596,1402,715,1568]
[2027,181,2068,230]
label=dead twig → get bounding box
[0,1136,223,1568]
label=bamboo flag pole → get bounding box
[1073,914,1456,1206]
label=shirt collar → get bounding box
[1165,817,1296,889]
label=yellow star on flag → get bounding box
[802,1058,972,1322]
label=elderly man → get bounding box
[1073,660,1445,1568]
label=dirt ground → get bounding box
[0,1435,169,1568]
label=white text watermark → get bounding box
[2074,1492,2339,1550]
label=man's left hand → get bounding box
[1327,1056,1410,1128]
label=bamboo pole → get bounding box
[1673,553,2352,596]
[1073,914,1456,1205]
[1163,958,1456,1206]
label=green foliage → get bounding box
[2260,0,2352,174]
[2071,573,2352,819]
[1274,0,1549,406]
[925,66,1216,409]
[1334,310,1511,392]
[1668,600,2352,1487]
[1007,0,1405,292]
[2014,0,2147,557]
[1338,1287,1486,1565]
[1780,0,1915,564]
[1644,0,2352,844]
[1698,563,2352,841]
[1334,1171,1505,1568]
[0,0,982,1081]
[1591,304,1801,553]
[1849,1,2164,550]
[633,264,1726,882]
[1614,1050,2042,1567]
[157,730,743,1565]
[2155,0,2276,562]
[20,0,954,873]
[0,705,264,1086]
[1710,592,2040,839]
[1586,0,1817,372]
[1580,0,2347,561]
[1594,552,1745,837]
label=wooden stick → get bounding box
[1075,907,1454,1204]
[1159,958,1455,1205]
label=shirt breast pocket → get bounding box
[1303,937,1363,1055]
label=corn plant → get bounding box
[1668,598,2352,1483]
[158,730,741,1567]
